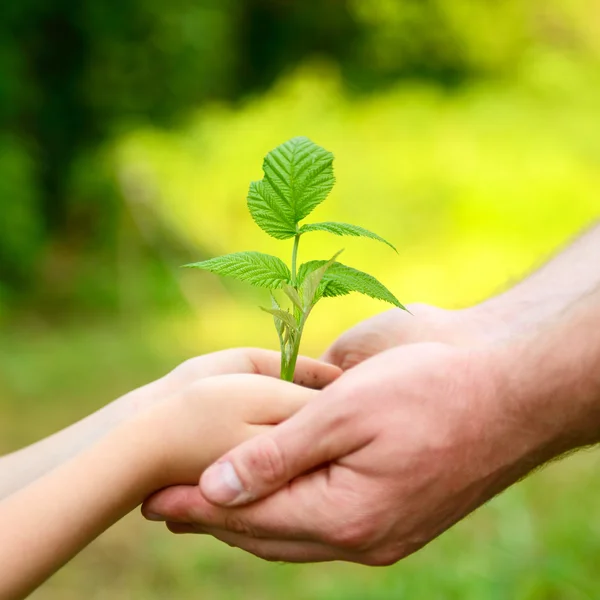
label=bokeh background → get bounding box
[1,1,600,598]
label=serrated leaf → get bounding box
[299,222,397,252]
[260,306,299,332]
[300,249,344,309]
[297,260,319,286]
[262,137,334,225]
[184,252,291,289]
[247,180,296,240]
[298,261,405,309]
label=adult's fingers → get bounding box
[319,322,391,369]
[165,524,350,564]
[320,332,357,367]
[143,469,337,542]
[198,379,370,506]
[320,309,414,369]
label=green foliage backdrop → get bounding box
[1,1,600,598]
[1,0,599,313]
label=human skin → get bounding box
[323,221,600,369]
[142,222,600,564]
[143,286,600,564]
[0,354,339,600]
[0,349,337,500]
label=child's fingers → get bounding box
[183,371,314,415]
[243,377,317,425]
[165,349,340,390]
[240,349,341,389]
[202,373,316,422]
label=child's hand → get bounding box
[161,348,340,391]
[121,348,340,423]
[124,348,340,490]
[0,355,336,600]
[139,372,322,490]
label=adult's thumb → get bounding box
[199,392,360,507]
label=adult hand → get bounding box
[321,303,498,370]
[142,342,546,564]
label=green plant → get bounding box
[185,137,406,381]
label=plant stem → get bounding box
[281,232,303,382]
[280,307,310,382]
[280,357,287,380]
[291,233,300,284]
[281,327,303,382]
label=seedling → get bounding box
[185,137,406,381]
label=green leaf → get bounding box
[184,252,291,289]
[298,261,405,309]
[262,137,334,226]
[299,222,397,252]
[270,294,285,342]
[260,307,299,332]
[247,180,296,240]
[247,137,335,239]
[300,249,343,309]
[265,294,298,353]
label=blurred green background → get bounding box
[1,1,600,598]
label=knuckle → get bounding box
[243,436,287,489]
[238,540,282,562]
[214,532,241,550]
[230,347,255,365]
[325,339,345,363]
[363,547,403,567]
[226,347,264,375]
[175,380,208,407]
[362,542,420,567]
[340,352,366,371]
[324,515,379,551]
[145,490,216,525]
[327,338,364,371]
[251,546,282,563]
[239,347,263,364]
[166,347,258,384]
[217,537,280,563]
[150,499,191,522]
[223,514,259,538]
[166,357,199,383]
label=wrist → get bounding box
[105,409,172,497]
[471,287,583,344]
[109,377,170,422]
[460,291,568,346]
[117,388,212,492]
[489,304,600,466]
[90,376,176,450]
[439,343,567,503]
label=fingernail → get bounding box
[145,512,165,522]
[201,461,250,506]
